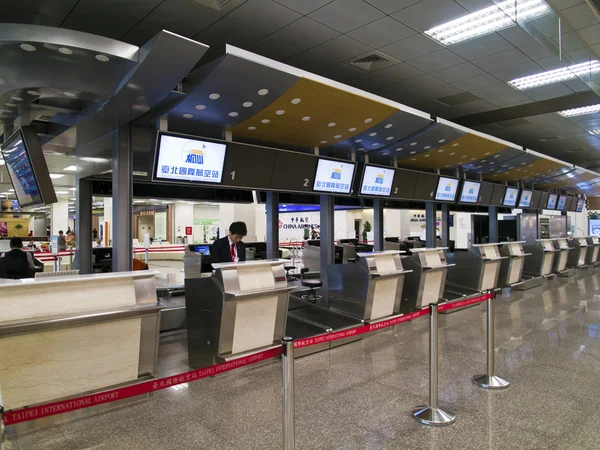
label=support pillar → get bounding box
[51,198,69,236]
[425,202,437,248]
[112,123,133,272]
[488,206,498,243]
[319,195,334,307]
[75,178,93,274]
[441,203,449,248]
[266,192,279,259]
[373,199,384,251]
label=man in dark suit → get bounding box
[211,221,247,264]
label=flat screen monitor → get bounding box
[556,195,567,211]
[0,127,57,208]
[478,182,494,206]
[490,184,507,207]
[576,198,585,212]
[153,132,227,184]
[546,193,558,210]
[566,196,576,212]
[413,172,439,201]
[518,190,533,208]
[194,245,211,256]
[459,180,481,204]
[503,187,519,207]
[313,158,355,194]
[360,165,394,197]
[434,176,459,202]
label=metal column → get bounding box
[373,199,384,251]
[440,203,449,248]
[319,194,334,306]
[488,206,498,243]
[266,192,279,259]
[425,202,437,248]
[75,177,93,274]
[112,123,133,272]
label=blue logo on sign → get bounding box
[375,173,384,184]
[183,142,206,165]
[331,168,342,180]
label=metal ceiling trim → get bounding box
[225,45,432,121]
[436,117,522,151]
[525,148,574,168]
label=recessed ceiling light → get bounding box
[449,152,455,155]
[358,147,365,151]
[386,137,394,141]
[355,139,362,143]
[396,148,403,151]
[334,135,342,138]
[438,149,444,152]
[411,158,416,161]
[95,54,109,62]
[27,90,40,96]
[0,110,10,114]
[10,96,23,101]
[183,113,193,118]
[320,140,327,144]
[410,142,417,146]
[5,103,16,107]
[242,102,253,108]
[452,143,459,147]
[58,47,73,55]
[291,98,301,104]
[209,93,220,100]
[328,122,336,127]
[369,132,377,136]
[509,60,600,90]
[258,89,269,96]
[372,143,378,146]
[261,119,270,124]
[424,0,550,45]
[383,151,390,155]
[558,104,600,118]
[471,158,476,161]
[302,116,311,121]
[410,151,416,155]
[349,127,356,132]
[49,174,64,179]
[424,154,430,158]
[364,118,372,123]
[63,92,76,97]
[248,126,256,130]
[195,104,206,110]
[20,44,36,52]
[229,112,239,117]
[276,110,285,115]
[462,155,467,158]
[384,124,393,129]
[63,165,77,171]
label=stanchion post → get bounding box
[1,387,4,450]
[145,248,149,265]
[282,337,295,450]
[412,303,456,426]
[57,256,62,272]
[473,291,510,389]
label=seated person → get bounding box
[0,237,35,279]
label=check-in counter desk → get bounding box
[498,241,540,290]
[401,248,454,313]
[0,272,161,413]
[523,239,557,279]
[585,236,600,267]
[552,238,573,277]
[185,259,294,369]
[445,244,505,297]
[567,237,588,270]
[327,251,412,322]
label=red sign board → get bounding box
[185,226,192,236]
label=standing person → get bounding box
[57,230,67,251]
[0,237,34,279]
[211,222,247,264]
[92,228,98,240]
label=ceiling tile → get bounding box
[576,24,600,46]
[226,0,301,34]
[473,83,523,100]
[431,62,485,83]
[271,17,339,52]
[454,0,496,12]
[525,83,575,101]
[491,61,544,82]
[497,24,538,47]
[380,34,444,61]
[592,43,600,58]
[0,4,62,26]
[122,21,164,45]
[445,99,497,117]
[363,0,421,14]
[560,3,598,29]
[347,16,415,48]
[518,41,555,61]
[534,56,568,71]
[195,18,267,48]
[315,62,366,82]
[451,73,503,90]
[309,0,385,33]
[565,47,598,64]
[547,0,585,11]
[383,74,447,94]
[486,91,535,107]
[350,63,425,89]
[0,0,79,20]
[273,0,333,14]
[286,35,371,70]
[406,49,466,72]
[393,0,468,32]
[250,35,305,60]
[472,48,531,72]
[450,33,514,60]
[61,2,140,40]
[91,0,163,18]
[562,77,592,92]
[145,0,221,36]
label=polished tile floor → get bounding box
[5,271,600,449]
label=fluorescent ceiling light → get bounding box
[509,61,600,90]
[589,130,600,135]
[69,187,76,191]
[425,0,550,45]
[80,157,109,163]
[1,192,11,195]
[49,173,64,179]
[63,165,77,171]
[8,189,14,192]
[558,104,600,118]
[55,191,69,195]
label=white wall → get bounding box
[50,199,69,236]
[218,203,257,241]
[174,203,194,241]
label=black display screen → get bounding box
[413,172,439,201]
[389,168,418,200]
[270,151,318,193]
[490,184,507,207]
[1,130,43,207]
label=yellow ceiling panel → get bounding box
[485,159,566,182]
[231,78,397,148]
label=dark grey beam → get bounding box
[266,192,279,259]
[75,178,93,274]
[373,199,384,251]
[489,206,498,243]
[425,202,437,248]
[112,123,133,272]
[319,195,335,307]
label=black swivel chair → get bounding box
[300,268,322,304]
[284,264,296,281]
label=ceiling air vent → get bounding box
[180,0,246,13]
[34,114,54,122]
[346,51,399,72]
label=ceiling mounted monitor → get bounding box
[459,180,481,204]
[153,131,227,184]
[556,195,567,211]
[360,165,395,197]
[0,126,57,208]
[576,198,585,212]
[434,176,459,202]
[518,190,533,208]
[546,193,558,210]
[313,158,355,195]
[503,187,519,207]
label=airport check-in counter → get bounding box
[185,259,294,369]
[585,236,600,267]
[567,237,588,269]
[445,244,505,296]
[401,248,454,314]
[498,241,538,290]
[327,251,412,322]
[523,239,557,279]
[552,238,572,276]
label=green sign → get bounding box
[194,219,219,225]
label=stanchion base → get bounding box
[412,406,456,426]
[472,374,510,389]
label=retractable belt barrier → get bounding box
[0,292,495,450]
